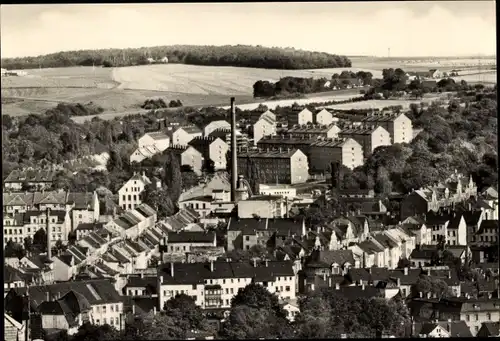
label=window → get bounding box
[475,326,479,332]
[285,286,290,292]
[466,315,470,321]
[96,306,101,313]
[115,317,119,325]
[192,284,197,290]
[230,288,234,294]
[96,319,100,325]
[245,236,250,241]
[103,318,107,325]
[486,313,491,320]
[225,288,229,294]
[475,314,478,321]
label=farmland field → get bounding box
[2,56,496,118]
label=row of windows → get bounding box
[122,195,139,201]
[94,304,121,313]
[465,313,492,321]
[5,226,62,235]
[125,186,142,193]
[95,317,120,326]
[473,235,498,242]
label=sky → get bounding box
[0,2,496,58]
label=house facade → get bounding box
[339,125,391,158]
[172,126,203,146]
[253,116,276,145]
[118,173,152,211]
[309,137,364,171]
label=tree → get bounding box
[163,151,182,203]
[375,166,392,195]
[154,294,213,340]
[231,283,287,319]
[33,228,48,252]
[142,185,176,219]
[54,239,67,254]
[4,241,26,259]
[23,237,33,254]
[295,295,332,338]
[71,323,121,341]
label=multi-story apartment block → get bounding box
[171,126,203,146]
[3,208,71,246]
[118,173,152,211]
[361,112,413,144]
[167,145,204,176]
[253,116,276,145]
[315,109,336,126]
[286,123,341,140]
[157,260,297,311]
[237,148,309,185]
[339,124,391,158]
[289,108,313,126]
[188,136,229,170]
[4,168,56,191]
[138,132,171,151]
[203,120,231,137]
[471,220,499,247]
[208,128,249,152]
[257,134,316,157]
[309,137,364,171]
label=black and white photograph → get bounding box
[1,2,498,340]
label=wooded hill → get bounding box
[1,45,352,70]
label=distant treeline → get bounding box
[253,70,373,98]
[1,45,352,70]
[141,99,183,110]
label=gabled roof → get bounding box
[75,222,104,231]
[477,220,499,234]
[67,192,94,210]
[143,131,170,141]
[446,214,464,230]
[479,322,500,337]
[306,250,355,268]
[462,211,483,226]
[425,211,451,226]
[4,168,56,183]
[167,231,215,244]
[358,239,385,254]
[228,217,267,231]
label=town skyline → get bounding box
[1,1,496,59]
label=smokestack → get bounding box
[230,97,238,202]
[46,208,51,259]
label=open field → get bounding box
[325,94,448,110]
[111,64,374,94]
[2,57,496,118]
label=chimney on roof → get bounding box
[46,292,50,302]
[153,305,157,315]
[335,282,340,290]
[448,270,451,279]
[253,258,257,267]
[396,278,401,287]
[132,303,136,315]
[404,267,409,276]
[170,263,174,277]
[265,259,269,267]
[140,272,144,279]
[419,292,423,298]
[361,282,365,290]
[210,261,214,272]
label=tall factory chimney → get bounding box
[230,97,238,202]
[46,208,52,259]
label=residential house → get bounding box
[401,221,432,246]
[163,231,216,254]
[75,222,104,240]
[477,322,500,337]
[5,279,125,332]
[445,213,467,246]
[389,267,422,298]
[167,145,204,176]
[138,132,171,151]
[226,217,306,251]
[172,126,203,146]
[209,128,250,152]
[4,168,56,190]
[5,313,26,341]
[435,298,500,336]
[409,248,435,268]
[309,137,364,171]
[237,195,289,219]
[412,320,473,338]
[4,266,25,293]
[281,298,300,322]
[428,69,442,79]
[303,249,356,277]
[339,124,391,158]
[67,192,100,230]
[425,211,451,245]
[157,260,297,310]
[481,186,498,220]
[463,210,484,244]
[188,136,229,170]
[237,149,309,185]
[106,203,157,239]
[118,173,152,211]
[51,254,79,282]
[130,145,162,163]
[330,215,370,247]
[124,274,158,297]
[253,116,276,145]
[472,220,499,247]
[361,112,413,144]
[204,120,231,137]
